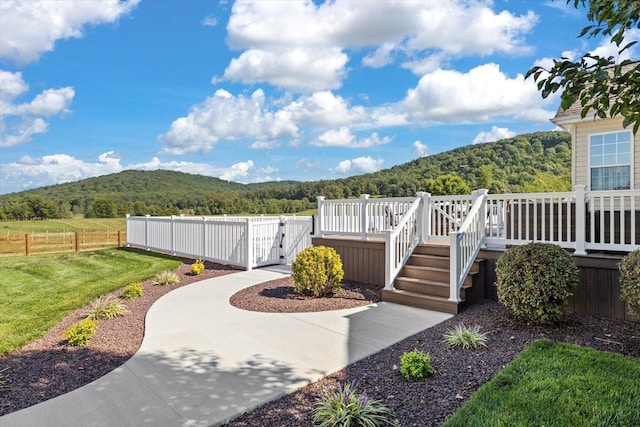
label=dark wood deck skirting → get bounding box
[311,236,636,321]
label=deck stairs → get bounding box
[381,243,484,314]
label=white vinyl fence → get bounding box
[126,215,313,270]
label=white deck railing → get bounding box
[449,190,487,302]
[316,186,639,298]
[126,215,312,270]
[316,194,417,239]
[384,197,423,289]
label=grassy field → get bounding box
[0,217,126,234]
[0,248,181,355]
[444,339,640,427]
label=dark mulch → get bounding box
[224,300,640,427]
[229,277,382,313]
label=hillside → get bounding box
[0,131,571,219]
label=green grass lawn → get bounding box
[0,248,181,355]
[0,217,126,234]
[443,339,640,427]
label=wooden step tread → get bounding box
[395,275,472,289]
[381,289,460,314]
[403,264,479,275]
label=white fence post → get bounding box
[574,185,587,255]
[384,232,394,289]
[316,196,325,237]
[245,219,254,271]
[360,194,370,241]
[201,217,207,259]
[422,192,432,242]
[144,214,150,251]
[170,215,176,255]
[416,192,429,243]
[279,216,286,264]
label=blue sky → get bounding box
[0,0,637,195]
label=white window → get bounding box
[589,131,632,191]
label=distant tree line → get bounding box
[0,131,572,220]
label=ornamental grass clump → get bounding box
[313,380,395,427]
[443,323,489,349]
[84,295,129,320]
[153,270,180,286]
[62,318,98,346]
[619,249,640,320]
[292,246,344,297]
[495,242,579,325]
[190,259,205,276]
[121,282,143,300]
[400,349,434,381]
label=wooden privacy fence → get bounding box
[0,230,126,257]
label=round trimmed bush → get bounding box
[495,242,579,325]
[619,249,640,320]
[291,246,344,297]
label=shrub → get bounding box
[85,295,129,320]
[190,259,205,276]
[291,246,344,297]
[313,380,395,427]
[153,270,180,286]
[443,323,489,349]
[495,242,579,325]
[62,319,98,346]
[122,282,143,300]
[400,349,434,381]
[619,249,640,320]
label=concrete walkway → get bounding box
[0,266,452,427]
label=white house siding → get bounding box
[573,117,640,190]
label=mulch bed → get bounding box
[2,266,638,426]
[224,301,639,427]
[0,259,239,416]
[229,277,382,312]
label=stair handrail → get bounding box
[384,196,423,289]
[449,189,488,302]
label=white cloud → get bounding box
[472,126,516,145]
[202,15,217,27]
[0,152,276,193]
[0,70,75,147]
[282,91,367,127]
[413,140,428,157]
[332,156,384,175]
[221,47,348,91]
[590,28,639,62]
[0,0,140,64]
[403,63,556,123]
[222,0,538,91]
[311,127,392,148]
[158,88,297,155]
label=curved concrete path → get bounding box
[0,266,452,427]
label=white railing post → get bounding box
[416,192,430,243]
[201,216,207,259]
[125,214,130,247]
[170,215,176,255]
[574,185,587,255]
[384,232,394,289]
[360,194,370,240]
[245,219,254,271]
[449,232,461,302]
[316,196,325,237]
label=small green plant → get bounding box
[495,242,579,325]
[190,258,205,276]
[292,246,344,297]
[443,323,489,349]
[619,249,640,320]
[153,270,180,286]
[84,295,129,320]
[0,368,9,395]
[313,380,395,427]
[400,349,434,381]
[121,282,143,300]
[62,318,98,346]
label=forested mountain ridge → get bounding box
[0,131,571,219]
